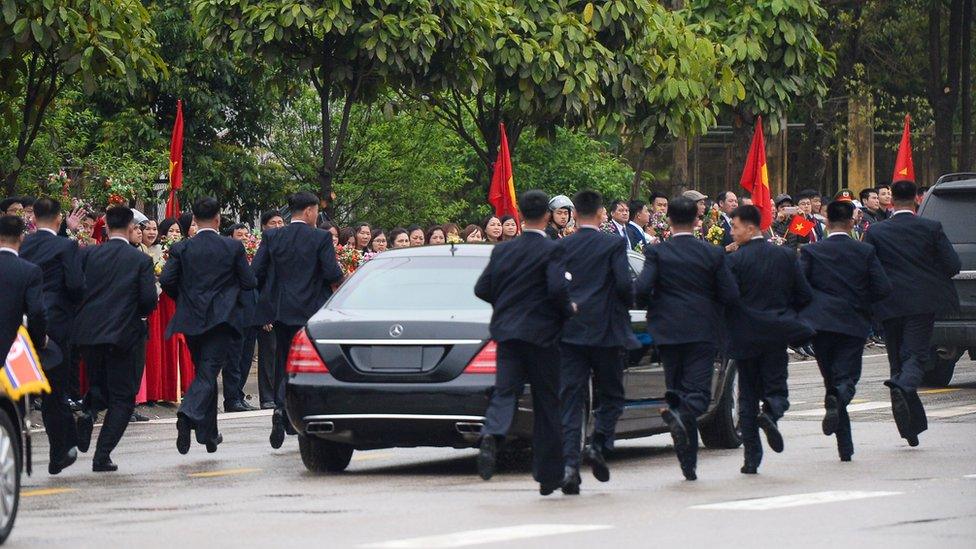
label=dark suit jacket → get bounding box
[0,250,47,361]
[863,212,961,320]
[475,231,575,347]
[719,215,734,248]
[625,222,648,251]
[72,239,157,348]
[20,229,85,344]
[635,234,739,345]
[160,230,257,338]
[251,221,344,326]
[557,228,638,349]
[726,238,814,357]
[800,234,892,338]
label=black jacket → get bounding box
[557,228,638,349]
[73,239,157,348]
[475,231,574,347]
[635,234,739,345]
[20,229,85,344]
[0,250,47,361]
[726,238,814,357]
[160,229,257,337]
[800,234,892,338]
[251,221,344,326]
[863,212,961,321]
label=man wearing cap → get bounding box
[546,195,575,240]
[801,199,891,461]
[863,180,960,448]
[771,194,805,250]
[681,190,708,220]
[20,198,84,474]
[636,196,739,481]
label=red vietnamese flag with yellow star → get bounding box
[165,99,184,219]
[892,114,915,183]
[488,122,520,227]
[787,214,816,237]
[739,116,772,231]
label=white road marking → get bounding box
[785,401,891,417]
[964,474,976,479]
[361,524,612,548]
[927,405,976,419]
[692,491,901,511]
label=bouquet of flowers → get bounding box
[702,208,725,246]
[705,224,725,246]
[67,227,95,248]
[243,230,261,263]
[599,220,616,234]
[446,233,462,245]
[155,234,182,276]
[360,251,377,266]
[335,245,363,276]
[648,212,671,242]
[104,178,137,206]
[48,170,71,200]
[767,234,786,246]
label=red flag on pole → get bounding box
[739,116,772,231]
[487,122,520,226]
[165,100,184,219]
[892,114,915,183]
[786,214,816,237]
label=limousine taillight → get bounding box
[286,329,330,374]
[463,340,497,374]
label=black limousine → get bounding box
[284,244,740,472]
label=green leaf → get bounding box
[2,0,15,25]
[99,30,122,40]
[583,3,594,24]
[30,19,44,44]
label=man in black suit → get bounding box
[716,191,738,251]
[556,190,638,494]
[474,190,576,496]
[636,196,739,481]
[73,207,157,471]
[252,192,343,449]
[726,205,814,474]
[160,197,257,455]
[253,210,284,409]
[863,180,961,447]
[0,215,47,373]
[801,200,892,461]
[20,198,84,474]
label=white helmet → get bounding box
[131,209,149,225]
[548,195,574,212]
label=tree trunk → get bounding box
[631,145,649,200]
[959,0,973,171]
[672,137,689,194]
[927,0,964,176]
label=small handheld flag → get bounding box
[787,214,816,238]
[2,326,51,400]
[892,114,915,183]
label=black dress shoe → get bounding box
[260,402,276,410]
[130,411,150,422]
[176,414,191,455]
[539,481,560,496]
[660,408,688,450]
[561,466,581,495]
[887,386,914,441]
[269,409,286,449]
[477,435,497,481]
[224,401,257,413]
[92,458,118,472]
[76,412,94,453]
[906,434,919,447]
[758,413,784,453]
[822,395,839,436]
[740,463,758,475]
[206,434,223,453]
[582,444,610,482]
[839,453,852,462]
[49,447,78,475]
[680,463,697,481]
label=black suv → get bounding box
[917,173,976,385]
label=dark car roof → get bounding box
[931,179,976,194]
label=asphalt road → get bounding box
[12,351,976,548]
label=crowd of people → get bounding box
[0,179,960,492]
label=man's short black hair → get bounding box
[628,199,647,216]
[891,180,917,202]
[105,206,134,230]
[731,205,761,227]
[573,190,603,217]
[192,196,220,221]
[877,182,891,190]
[717,191,733,204]
[32,197,61,221]
[518,190,550,221]
[18,196,35,207]
[858,188,877,202]
[260,209,282,227]
[0,197,22,213]
[224,222,247,236]
[288,191,318,214]
[649,190,668,203]
[797,188,818,201]
[0,215,24,239]
[609,199,628,213]
[668,196,698,225]
[826,200,855,224]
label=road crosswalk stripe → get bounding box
[927,404,976,418]
[785,401,891,417]
[187,468,261,478]
[691,491,901,511]
[361,524,612,548]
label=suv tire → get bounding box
[298,435,354,473]
[922,346,960,387]
[699,361,742,449]
[0,411,21,544]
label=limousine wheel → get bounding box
[0,411,20,545]
[699,361,742,449]
[298,435,354,473]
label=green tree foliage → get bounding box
[191,0,496,212]
[0,0,165,195]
